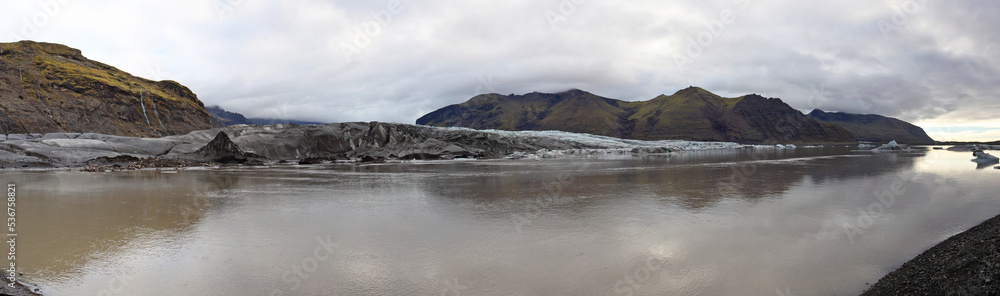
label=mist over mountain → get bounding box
[206,105,324,126]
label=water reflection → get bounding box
[413,148,919,211]
[2,148,998,296]
[8,170,238,288]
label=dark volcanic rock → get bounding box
[862,213,1000,296]
[162,122,627,162]
[0,275,40,296]
[194,131,251,163]
[358,155,386,163]
[83,154,140,166]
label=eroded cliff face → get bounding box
[0,41,215,137]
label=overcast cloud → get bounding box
[2,0,998,141]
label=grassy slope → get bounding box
[0,41,213,136]
[418,87,860,144]
[629,87,743,141]
[12,42,203,109]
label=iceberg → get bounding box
[871,140,909,152]
[972,150,1000,164]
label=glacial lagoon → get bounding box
[5,147,1000,295]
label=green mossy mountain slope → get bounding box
[0,41,215,137]
[417,87,858,144]
[808,109,935,144]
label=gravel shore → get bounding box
[861,212,1000,295]
[0,275,41,296]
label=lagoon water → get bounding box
[5,148,1000,295]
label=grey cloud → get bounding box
[0,0,997,133]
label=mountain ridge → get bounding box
[0,41,215,137]
[808,109,935,144]
[418,87,858,144]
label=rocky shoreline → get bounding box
[0,275,42,296]
[861,212,1000,295]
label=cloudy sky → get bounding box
[2,0,998,141]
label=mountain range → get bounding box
[418,88,938,144]
[808,109,934,144]
[418,87,865,144]
[2,41,934,145]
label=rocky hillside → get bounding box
[0,41,215,137]
[808,109,935,144]
[417,87,857,144]
[206,105,253,126]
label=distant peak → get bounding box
[672,86,710,96]
[808,109,827,116]
[555,88,591,95]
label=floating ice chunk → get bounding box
[871,140,908,152]
[972,150,1000,164]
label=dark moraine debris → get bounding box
[194,131,256,164]
[0,275,42,296]
[83,155,141,167]
[358,155,386,163]
[861,213,1000,295]
[297,155,347,164]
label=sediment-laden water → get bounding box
[4,147,999,295]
